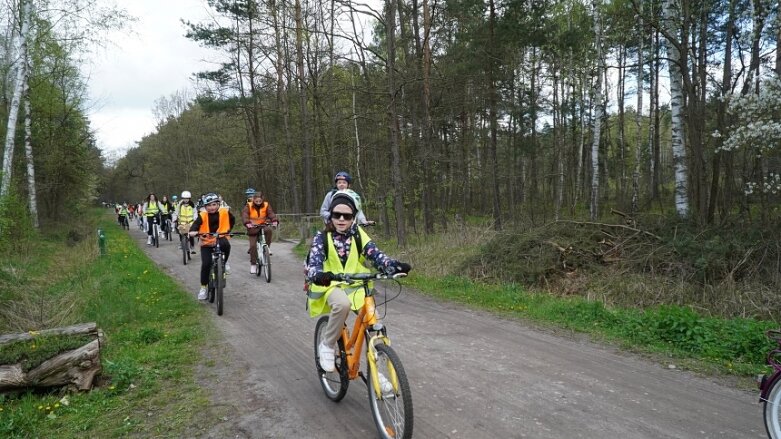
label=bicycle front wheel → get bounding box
[368,343,413,439]
[215,257,224,316]
[262,245,271,282]
[153,225,159,248]
[181,236,188,265]
[765,375,781,438]
[314,316,348,401]
[255,244,263,277]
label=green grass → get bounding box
[0,212,215,438]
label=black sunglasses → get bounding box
[332,212,354,221]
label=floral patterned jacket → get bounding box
[305,224,395,279]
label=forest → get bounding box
[0,0,780,316]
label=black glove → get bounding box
[313,271,334,287]
[386,261,412,275]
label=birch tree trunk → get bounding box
[663,0,690,218]
[590,0,603,221]
[1,0,31,199]
[23,61,38,227]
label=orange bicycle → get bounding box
[313,272,413,439]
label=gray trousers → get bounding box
[323,288,351,348]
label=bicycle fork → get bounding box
[368,333,398,400]
[363,295,398,399]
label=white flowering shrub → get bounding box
[717,76,781,154]
[745,173,781,195]
[715,76,781,198]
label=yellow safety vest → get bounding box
[145,202,159,216]
[178,204,194,223]
[307,227,372,317]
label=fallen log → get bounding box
[0,322,104,393]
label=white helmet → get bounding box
[181,191,192,199]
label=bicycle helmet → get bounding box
[334,171,352,184]
[181,190,192,199]
[245,187,256,196]
[172,195,178,201]
[329,190,357,213]
[203,193,220,205]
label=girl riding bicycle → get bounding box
[188,193,236,300]
[306,190,411,372]
[143,193,162,245]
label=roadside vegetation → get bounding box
[0,209,216,438]
[372,216,779,381]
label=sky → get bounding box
[84,0,217,160]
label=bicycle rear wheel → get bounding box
[764,376,781,438]
[367,343,413,439]
[215,257,224,316]
[314,316,348,401]
[262,245,271,282]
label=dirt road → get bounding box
[132,226,765,438]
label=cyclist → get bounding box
[241,190,279,274]
[188,193,236,300]
[245,187,256,204]
[306,191,411,372]
[117,202,129,226]
[160,195,174,238]
[143,193,163,245]
[174,190,197,254]
[319,171,374,226]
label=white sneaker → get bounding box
[147,236,152,245]
[250,264,257,274]
[198,286,207,300]
[318,342,335,372]
[378,372,394,394]
[224,262,231,274]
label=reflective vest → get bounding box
[145,201,160,216]
[247,201,269,225]
[198,208,230,247]
[119,206,128,215]
[307,227,372,317]
[178,204,195,224]
[160,202,170,215]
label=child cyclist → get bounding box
[306,190,411,372]
[188,193,236,300]
[174,190,198,254]
[319,171,374,226]
[242,190,279,274]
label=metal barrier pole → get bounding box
[97,228,106,256]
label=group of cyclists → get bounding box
[114,172,411,367]
[111,171,414,435]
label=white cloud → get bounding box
[84,0,218,156]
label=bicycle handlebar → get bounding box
[331,272,407,283]
[196,231,246,238]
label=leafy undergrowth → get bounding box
[460,217,781,320]
[373,216,780,379]
[0,211,215,438]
